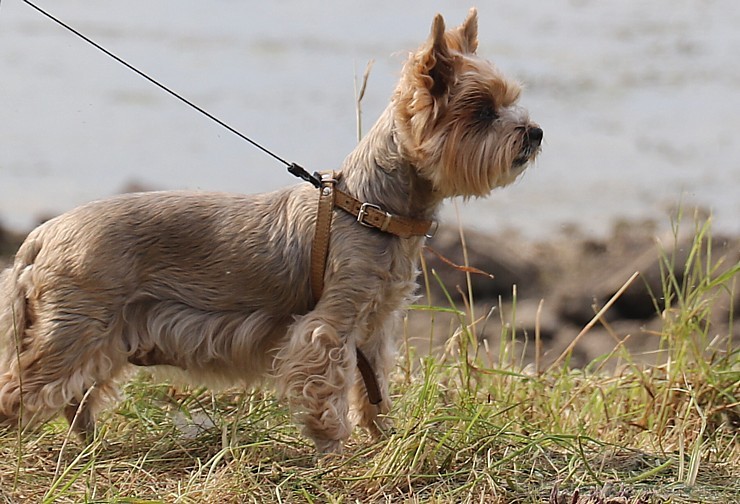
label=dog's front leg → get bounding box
[274,308,357,454]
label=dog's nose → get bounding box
[526,127,543,147]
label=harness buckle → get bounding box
[357,202,382,228]
[425,220,439,239]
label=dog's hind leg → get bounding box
[274,311,357,454]
[63,382,113,442]
[0,300,126,437]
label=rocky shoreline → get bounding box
[414,220,739,368]
[2,213,738,369]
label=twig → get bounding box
[548,271,640,371]
[354,59,374,142]
[535,298,544,374]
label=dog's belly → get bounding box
[121,298,291,382]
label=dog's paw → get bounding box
[366,415,394,441]
[313,437,344,455]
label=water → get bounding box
[1,0,738,239]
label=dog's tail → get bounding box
[0,236,42,371]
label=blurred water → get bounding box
[1,0,738,238]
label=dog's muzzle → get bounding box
[514,126,543,166]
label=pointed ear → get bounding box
[419,14,455,97]
[458,8,479,53]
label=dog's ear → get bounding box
[419,13,455,98]
[457,8,479,54]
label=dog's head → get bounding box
[393,8,542,198]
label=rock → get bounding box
[604,234,740,321]
[0,223,24,262]
[421,225,541,304]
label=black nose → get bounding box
[526,127,543,147]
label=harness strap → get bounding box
[310,172,383,405]
[309,171,436,406]
[332,188,435,238]
[310,172,337,306]
[355,347,382,406]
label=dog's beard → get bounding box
[415,120,540,198]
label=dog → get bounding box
[0,9,541,453]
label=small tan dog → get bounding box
[0,9,541,453]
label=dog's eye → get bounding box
[476,104,498,124]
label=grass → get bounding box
[0,215,738,503]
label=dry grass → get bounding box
[0,216,737,503]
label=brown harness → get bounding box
[309,171,434,405]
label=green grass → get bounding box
[0,216,737,503]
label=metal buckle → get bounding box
[320,172,337,185]
[425,220,439,239]
[357,202,381,227]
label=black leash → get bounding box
[15,0,322,188]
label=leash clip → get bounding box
[287,163,322,188]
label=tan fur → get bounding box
[0,9,541,453]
